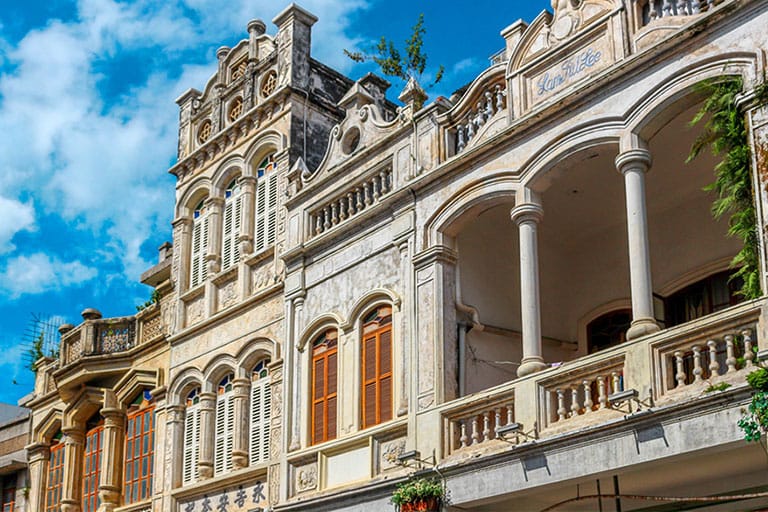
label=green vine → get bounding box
[738,367,768,442]
[687,77,768,299]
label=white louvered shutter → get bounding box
[190,215,209,288]
[182,406,200,484]
[221,192,243,271]
[255,174,278,253]
[214,392,234,475]
[249,379,271,465]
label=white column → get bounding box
[197,392,217,479]
[511,202,548,377]
[616,148,660,340]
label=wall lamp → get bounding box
[608,389,652,414]
[756,349,768,365]
[495,422,538,443]
[396,449,436,469]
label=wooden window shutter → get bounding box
[214,392,234,475]
[249,377,271,465]
[361,309,393,429]
[182,406,200,484]
[311,333,338,445]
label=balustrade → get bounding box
[661,327,757,394]
[309,168,393,238]
[543,363,625,428]
[641,0,722,26]
[454,84,506,154]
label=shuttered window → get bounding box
[123,391,154,505]
[1,487,14,512]
[182,388,201,485]
[255,155,278,253]
[361,306,393,429]
[190,199,210,288]
[214,375,235,476]
[249,359,271,465]
[311,330,338,445]
[82,423,103,512]
[221,180,243,272]
[45,438,64,512]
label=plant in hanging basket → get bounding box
[391,477,444,511]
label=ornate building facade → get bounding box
[26,1,768,511]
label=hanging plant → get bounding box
[391,477,445,512]
[687,77,768,299]
[738,367,768,442]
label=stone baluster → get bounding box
[583,380,593,413]
[347,191,357,216]
[692,345,703,383]
[674,351,686,387]
[356,187,364,211]
[707,339,719,377]
[364,182,373,206]
[466,119,475,140]
[706,0,714,9]
[322,207,330,231]
[471,417,480,445]
[459,421,468,448]
[725,334,737,373]
[482,412,491,442]
[556,389,566,422]
[598,376,607,409]
[331,201,338,226]
[612,372,621,394]
[506,405,514,427]
[372,175,381,201]
[662,0,673,17]
[314,214,322,235]
[650,0,659,20]
[457,125,466,153]
[494,408,502,438]
[691,0,701,14]
[570,387,580,417]
[495,85,505,112]
[485,91,494,118]
[338,198,347,221]
[743,329,755,368]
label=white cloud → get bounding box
[0,0,369,290]
[0,253,97,298]
[0,196,35,254]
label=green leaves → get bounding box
[344,13,444,90]
[738,391,768,443]
[391,477,445,506]
[687,77,766,300]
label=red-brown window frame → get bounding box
[123,405,154,505]
[361,306,393,429]
[82,424,103,512]
[45,441,64,512]
[2,486,15,512]
[311,330,338,445]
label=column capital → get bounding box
[233,377,252,395]
[26,442,51,461]
[510,202,544,225]
[615,148,652,175]
[204,196,226,209]
[238,175,257,186]
[172,216,194,229]
[199,391,217,408]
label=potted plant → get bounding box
[391,477,445,512]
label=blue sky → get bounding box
[0,0,552,404]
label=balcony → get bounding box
[438,299,762,461]
[58,305,166,367]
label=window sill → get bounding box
[172,462,269,499]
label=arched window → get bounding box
[361,306,393,429]
[123,390,154,505]
[586,310,631,354]
[190,199,210,288]
[82,415,104,512]
[254,154,278,253]
[214,374,235,475]
[182,388,201,485]
[311,330,338,445]
[249,359,271,465]
[44,432,64,512]
[221,179,243,272]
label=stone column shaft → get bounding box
[205,197,225,274]
[238,176,256,256]
[511,202,548,377]
[232,378,251,469]
[60,424,85,512]
[198,392,217,479]
[98,406,125,512]
[27,443,50,512]
[616,149,660,340]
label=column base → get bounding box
[232,451,249,470]
[517,357,548,378]
[198,463,214,479]
[626,317,660,340]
